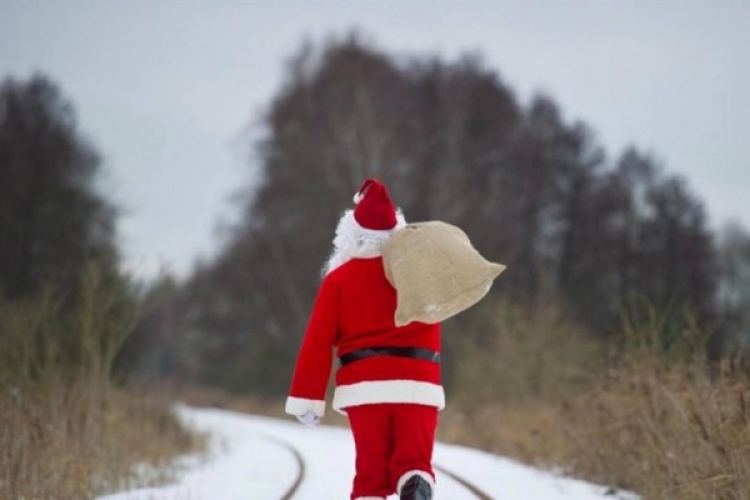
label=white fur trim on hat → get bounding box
[397,470,435,495]
[285,396,326,417]
[332,380,445,414]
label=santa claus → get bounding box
[286,178,442,500]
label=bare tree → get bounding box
[165,37,721,394]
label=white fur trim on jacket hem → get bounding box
[332,380,445,414]
[285,396,326,417]
[397,470,435,494]
[354,497,386,500]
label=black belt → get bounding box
[339,347,441,367]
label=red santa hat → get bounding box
[352,179,398,231]
[323,178,405,275]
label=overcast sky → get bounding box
[1,1,748,280]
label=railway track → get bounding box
[267,432,494,500]
[257,434,306,500]
[433,464,493,500]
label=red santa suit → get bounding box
[286,179,443,500]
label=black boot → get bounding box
[400,475,432,500]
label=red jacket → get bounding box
[285,257,444,417]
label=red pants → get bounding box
[347,403,438,500]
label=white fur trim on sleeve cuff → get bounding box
[285,396,326,417]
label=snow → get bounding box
[97,405,639,500]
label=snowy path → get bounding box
[97,406,638,500]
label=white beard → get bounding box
[323,209,406,275]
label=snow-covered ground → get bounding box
[97,405,638,500]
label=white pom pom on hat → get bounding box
[352,178,398,231]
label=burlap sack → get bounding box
[382,221,506,326]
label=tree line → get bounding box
[145,37,728,394]
[1,38,748,395]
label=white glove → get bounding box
[296,411,320,427]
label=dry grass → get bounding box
[0,381,202,500]
[438,401,571,468]
[559,357,750,499]
[440,356,750,499]
[445,298,604,405]
[439,299,750,500]
[0,264,205,500]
